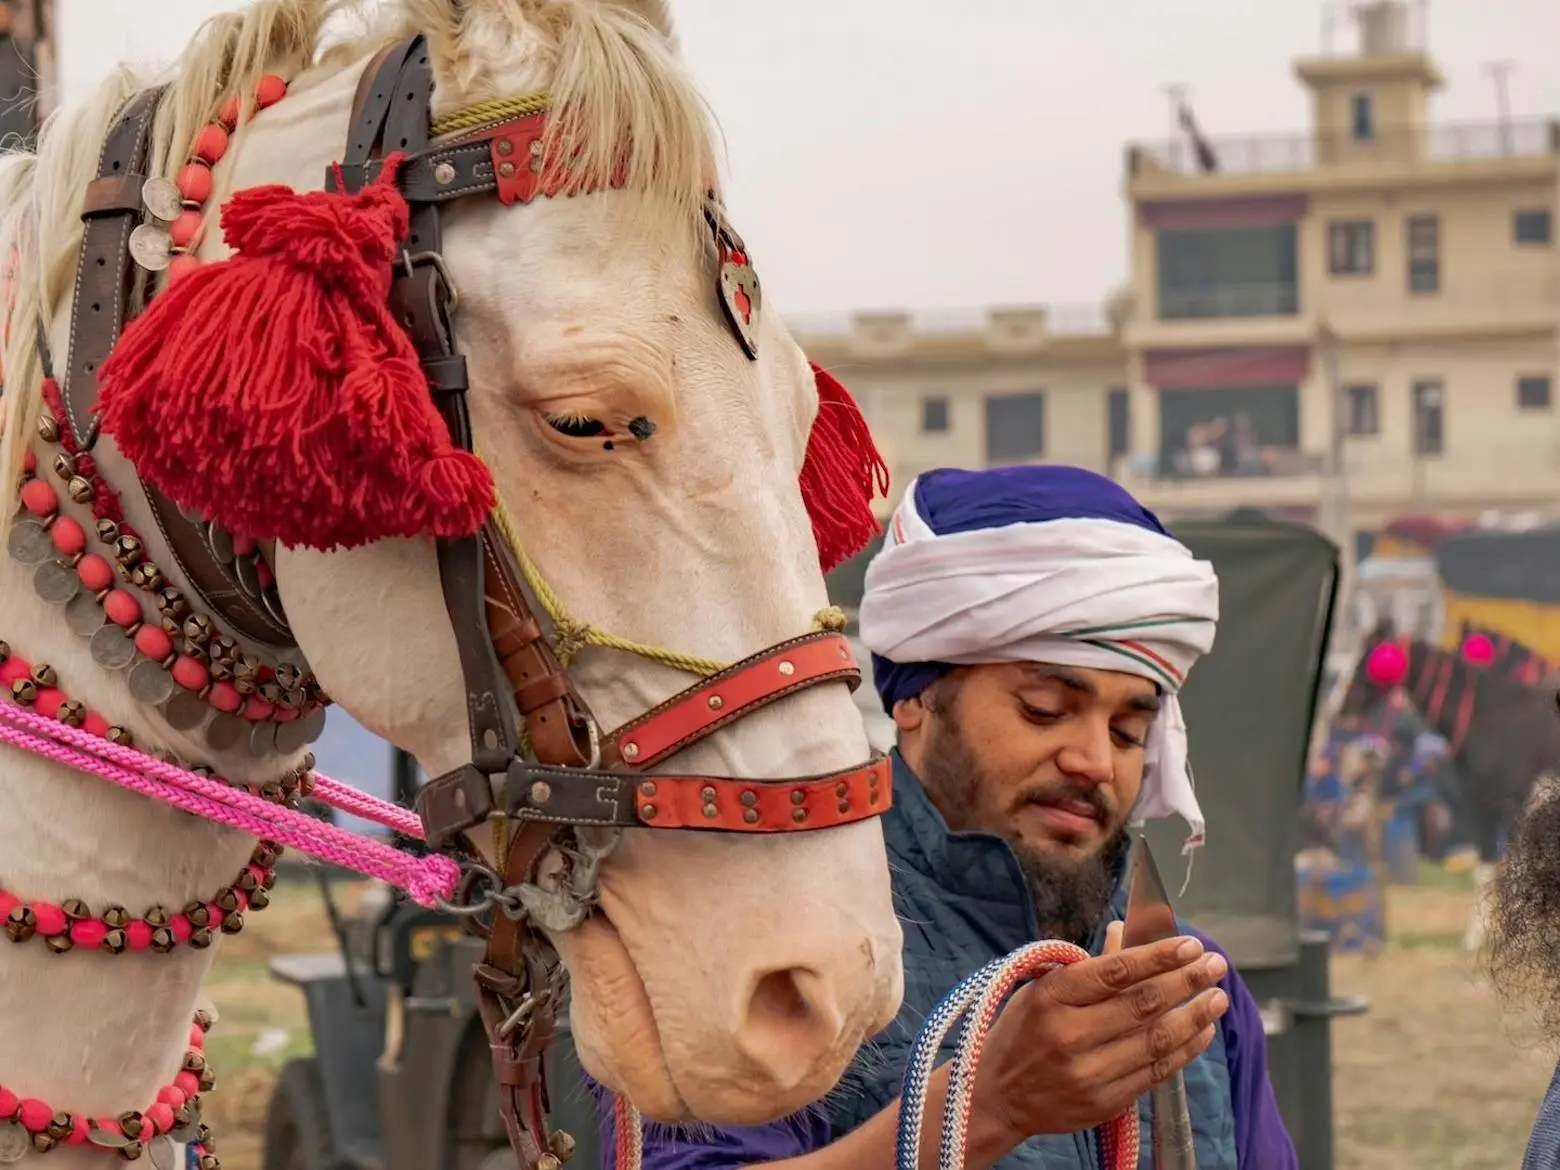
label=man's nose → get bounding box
[1054,720,1115,785]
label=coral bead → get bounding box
[242,696,274,721]
[193,124,228,165]
[171,656,209,692]
[69,919,109,948]
[145,1102,175,1135]
[30,903,66,936]
[216,96,240,130]
[156,1085,185,1109]
[82,711,110,738]
[19,478,57,516]
[172,1072,200,1100]
[169,210,203,249]
[175,162,212,204]
[256,74,288,107]
[125,921,154,951]
[0,659,30,686]
[104,589,142,628]
[17,1099,52,1133]
[134,625,173,662]
[208,681,241,713]
[49,514,85,555]
[167,254,202,285]
[76,554,113,593]
[0,1088,16,1119]
[34,688,62,718]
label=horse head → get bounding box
[0,0,903,1135]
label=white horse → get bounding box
[0,0,904,1158]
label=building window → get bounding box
[1412,380,1444,456]
[1518,375,1553,410]
[984,392,1045,463]
[921,396,949,433]
[1515,209,1553,246]
[1328,221,1375,275]
[1344,384,1379,436]
[1406,215,1440,294]
[1155,224,1299,320]
[1158,385,1299,479]
[1350,93,1375,141]
[1107,387,1131,460]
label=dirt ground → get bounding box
[206,871,1557,1170]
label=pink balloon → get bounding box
[1461,633,1496,667]
[1366,642,1409,689]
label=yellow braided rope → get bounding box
[485,478,848,678]
[431,92,551,140]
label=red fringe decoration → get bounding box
[97,155,493,551]
[803,363,889,572]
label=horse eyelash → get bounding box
[543,412,608,439]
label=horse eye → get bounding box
[544,413,607,439]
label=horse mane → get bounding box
[0,0,717,503]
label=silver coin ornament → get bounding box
[140,177,184,222]
[7,518,55,565]
[147,1134,177,1170]
[163,687,211,733]
[128,659,176,706]
[248,718,279,757]
[206,712,247,752]
[169,1099,202,1144]
[90,623,138,671]
[204,521,234,563]
[128,223,172,272]
[66,590,107,637]
[0,1120,27,1164]
[33,559,81,604]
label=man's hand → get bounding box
[975,929,1228,1145]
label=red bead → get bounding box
[242,696,274,721]
[0,659,31,685]
[0,1087,16,1118]
[256,74,287,107]
[76,554,113,592]
[273,705,299,723]
[206,906,224,931]
[145,1102,175,1134]
[65,1115,88,1145]
[234,890,250,912]
[155,1085,185,1109]
[176,162,212,204]
[172,1072,200,1100]
[170,914,192,944]
[82,711,110,738]
[125,921,153,951]
[189,1023,205,1049]
[30,903,66,936]
[0,892,17,921]
[208,681,241,712]
[193,124,228,165]
[248,864,270,887]
[69,919,109,948]
[167,255,202,284]
[91,1117,122,1138]
[104,590,141,628]
[171,656,208,692]
[49,514,85,555]
[17,1098,52,1133]
[216,96,240,129]
[19,478,57,517]
[135,625,174,662]
[34,688,63,718]
[21,450,35,473]
[169,210,203,249]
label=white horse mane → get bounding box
[0,0,716,503]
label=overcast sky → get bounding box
[53,0,1560,320]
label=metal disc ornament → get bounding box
[0,1121,27,1164]
[147,1134,177,1170]
[163,688,211,733]
[140,177,183,222]
[233,553,262,597]
[89,623,138,671]
[6,518,54,565]
[275,707,326,755]
[203,521,235,563]
[169,1100,202,1144]
[206,712,247,752]
[128,659,176,706]
[297,704,328,744]
[248,718,279,757]
[262,585,290,627]
[33,559,81,604]
[128,223,172,272]
[66,590,107,637]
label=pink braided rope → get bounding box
[309,773,426,838]
[0,700,460,907]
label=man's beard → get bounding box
[1488,781,1560,1044]
[920,706,1130,948]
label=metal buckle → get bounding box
[399,248,460,313]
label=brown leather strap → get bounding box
[62,87,164,450]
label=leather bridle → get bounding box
[59,34,891,1170]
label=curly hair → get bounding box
[1488,776,1560,1042]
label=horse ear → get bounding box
[613,0,676,40]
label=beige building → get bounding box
[797,0,1560,553]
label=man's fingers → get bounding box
[1074,988,1229,1091]
[1044,936,1210,1007]
[1108,1021,1222,1106]
[1102,921,1124,955]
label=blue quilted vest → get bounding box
[827,754,1237,1169]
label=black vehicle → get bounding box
[266,514,1362,1170]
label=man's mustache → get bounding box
[1020,782,1112,821]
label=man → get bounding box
[598,464,1295,1168]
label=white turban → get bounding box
[859,467,1220,850]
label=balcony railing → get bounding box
[1124,447,1324,483]
[1158,281,1300,321]
[1129,118,1560,179]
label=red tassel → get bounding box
[802,362,889,572]
[97,154,493,551]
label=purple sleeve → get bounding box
[1190,930,1299,1170]
[589,1077,833,1169]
